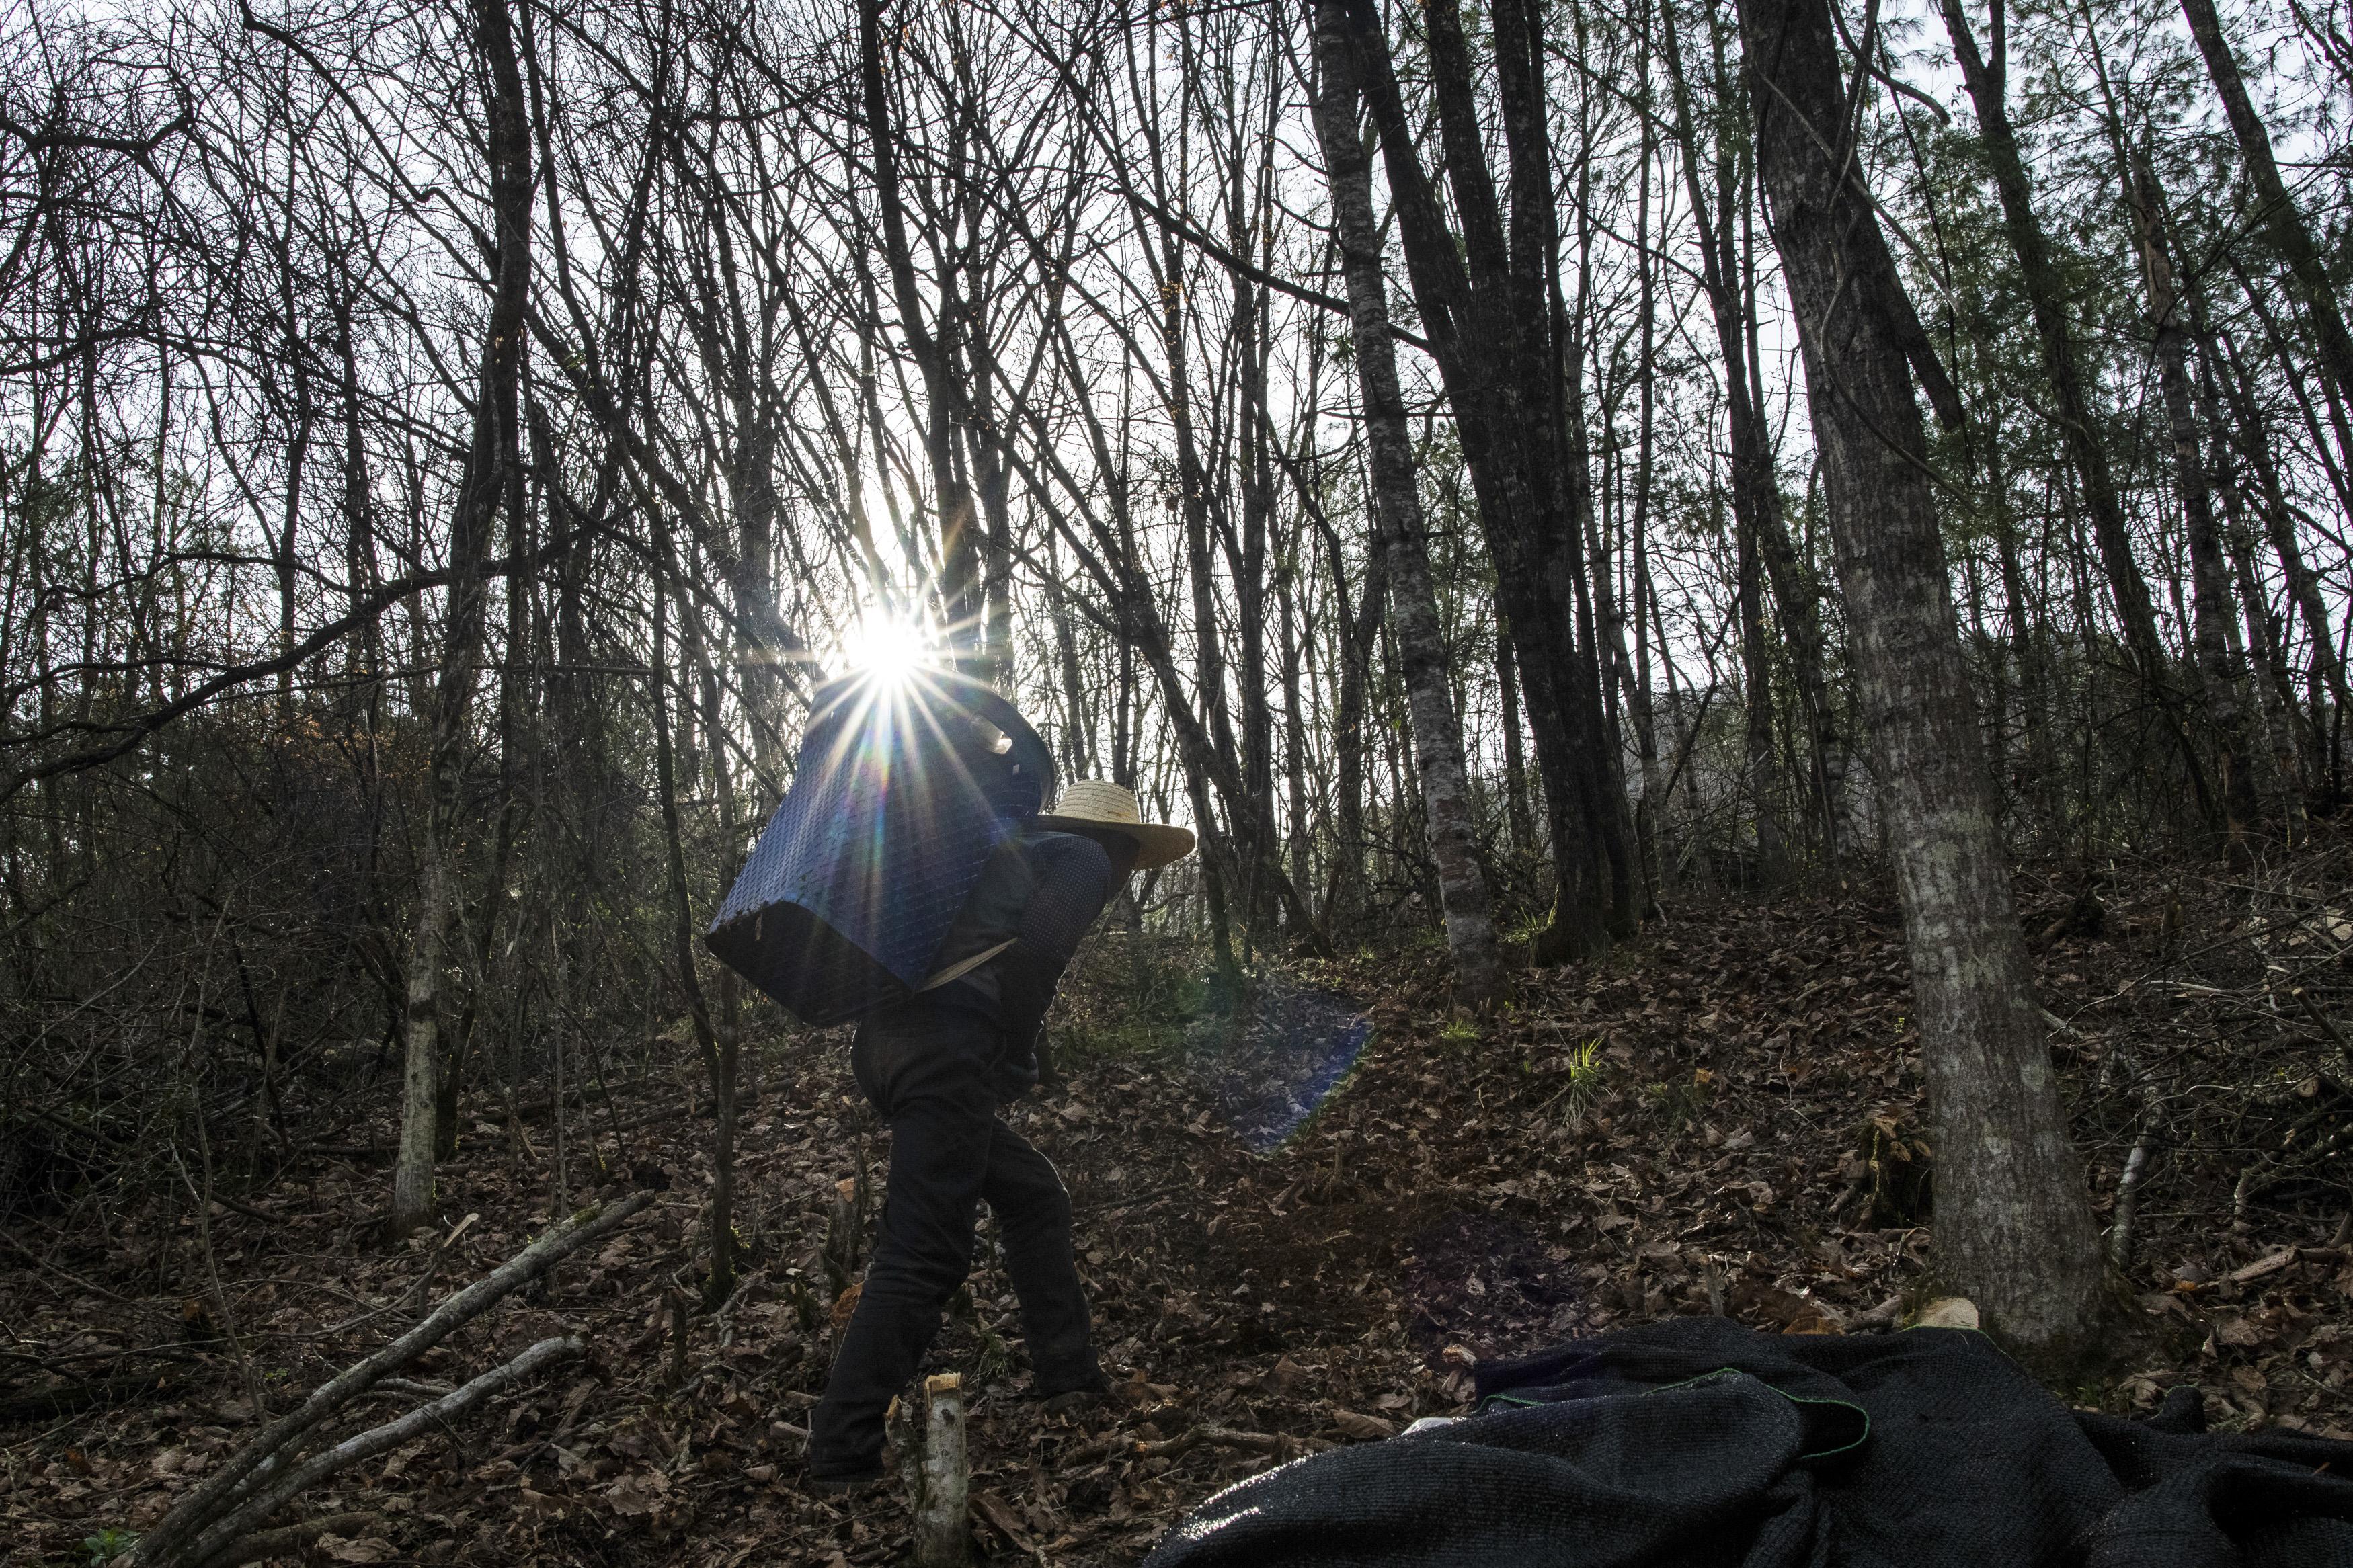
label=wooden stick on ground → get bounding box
[204,1512,383,1568]
[182,1338,584,1568]
[1125,1425,1326,1462]
[124,1191,652,1567]
[1068,1423,1328,1467]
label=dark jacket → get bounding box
[900,827,1115,1091]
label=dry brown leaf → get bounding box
[315,1536,397,1563]
[974,1490,1032,1544]
[1331,1409,1397,1440]
[603,1467,672,1517]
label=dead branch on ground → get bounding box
[122,1191,651,1567]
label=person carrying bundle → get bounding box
[803,778,1195,1488]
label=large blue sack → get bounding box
[704,667,1054,1026]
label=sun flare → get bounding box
[839,614,929,682]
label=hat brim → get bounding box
[1034,815,1197,870]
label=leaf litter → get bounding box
[5,835,2352,1564]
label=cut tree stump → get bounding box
[916,1373,970,1566]
[891,1372,971,1566]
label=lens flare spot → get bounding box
[1207,988,1371,1153]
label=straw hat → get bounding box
[1036,779,1197,870]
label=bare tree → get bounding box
[1738,0,2109,1355]
[1337,0,1632,960]
[1310,0,1503,1007]
[393,0,534,1238]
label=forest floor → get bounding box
[7,833,2353,1566]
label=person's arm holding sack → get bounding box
[993,831,1133,1087]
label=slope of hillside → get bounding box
[7,839,2351,1565]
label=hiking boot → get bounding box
[805,1458,887,1494]
[1041,1387,1102,1417]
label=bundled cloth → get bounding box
[705,668,1053,1026]
[1146,1316,2353,1567]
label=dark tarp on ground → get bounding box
[1142,1316,2353,1567]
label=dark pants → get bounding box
[806,1004,1103,1477]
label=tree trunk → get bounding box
[1339,0,1620,962]
[1936,0,2215,820]
[1740,0,2109,1356]
[1737,493,1788,882]
[2178,0,2353,425]
[392,0,533,1240]
[1278,554,1314,930]
[1495,624,1534,854]
[1985,421,2063,837]
[1231,167,1283,939]
[1047,543,1095,781]
[1659,0,1834,867]
[1323,512,1384,934]
[2214,323,2352,802]
[1310,13,1505,1006]
[2178,281,2307,801]
[651,507,733,1303]
[2126,145,2264,855]
[858,0,986,675]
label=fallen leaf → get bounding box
[974,1491,1031,1545]
[316,1536,397,1563]
[1331,1409,1397,1440]
[604,1468,672,1517]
